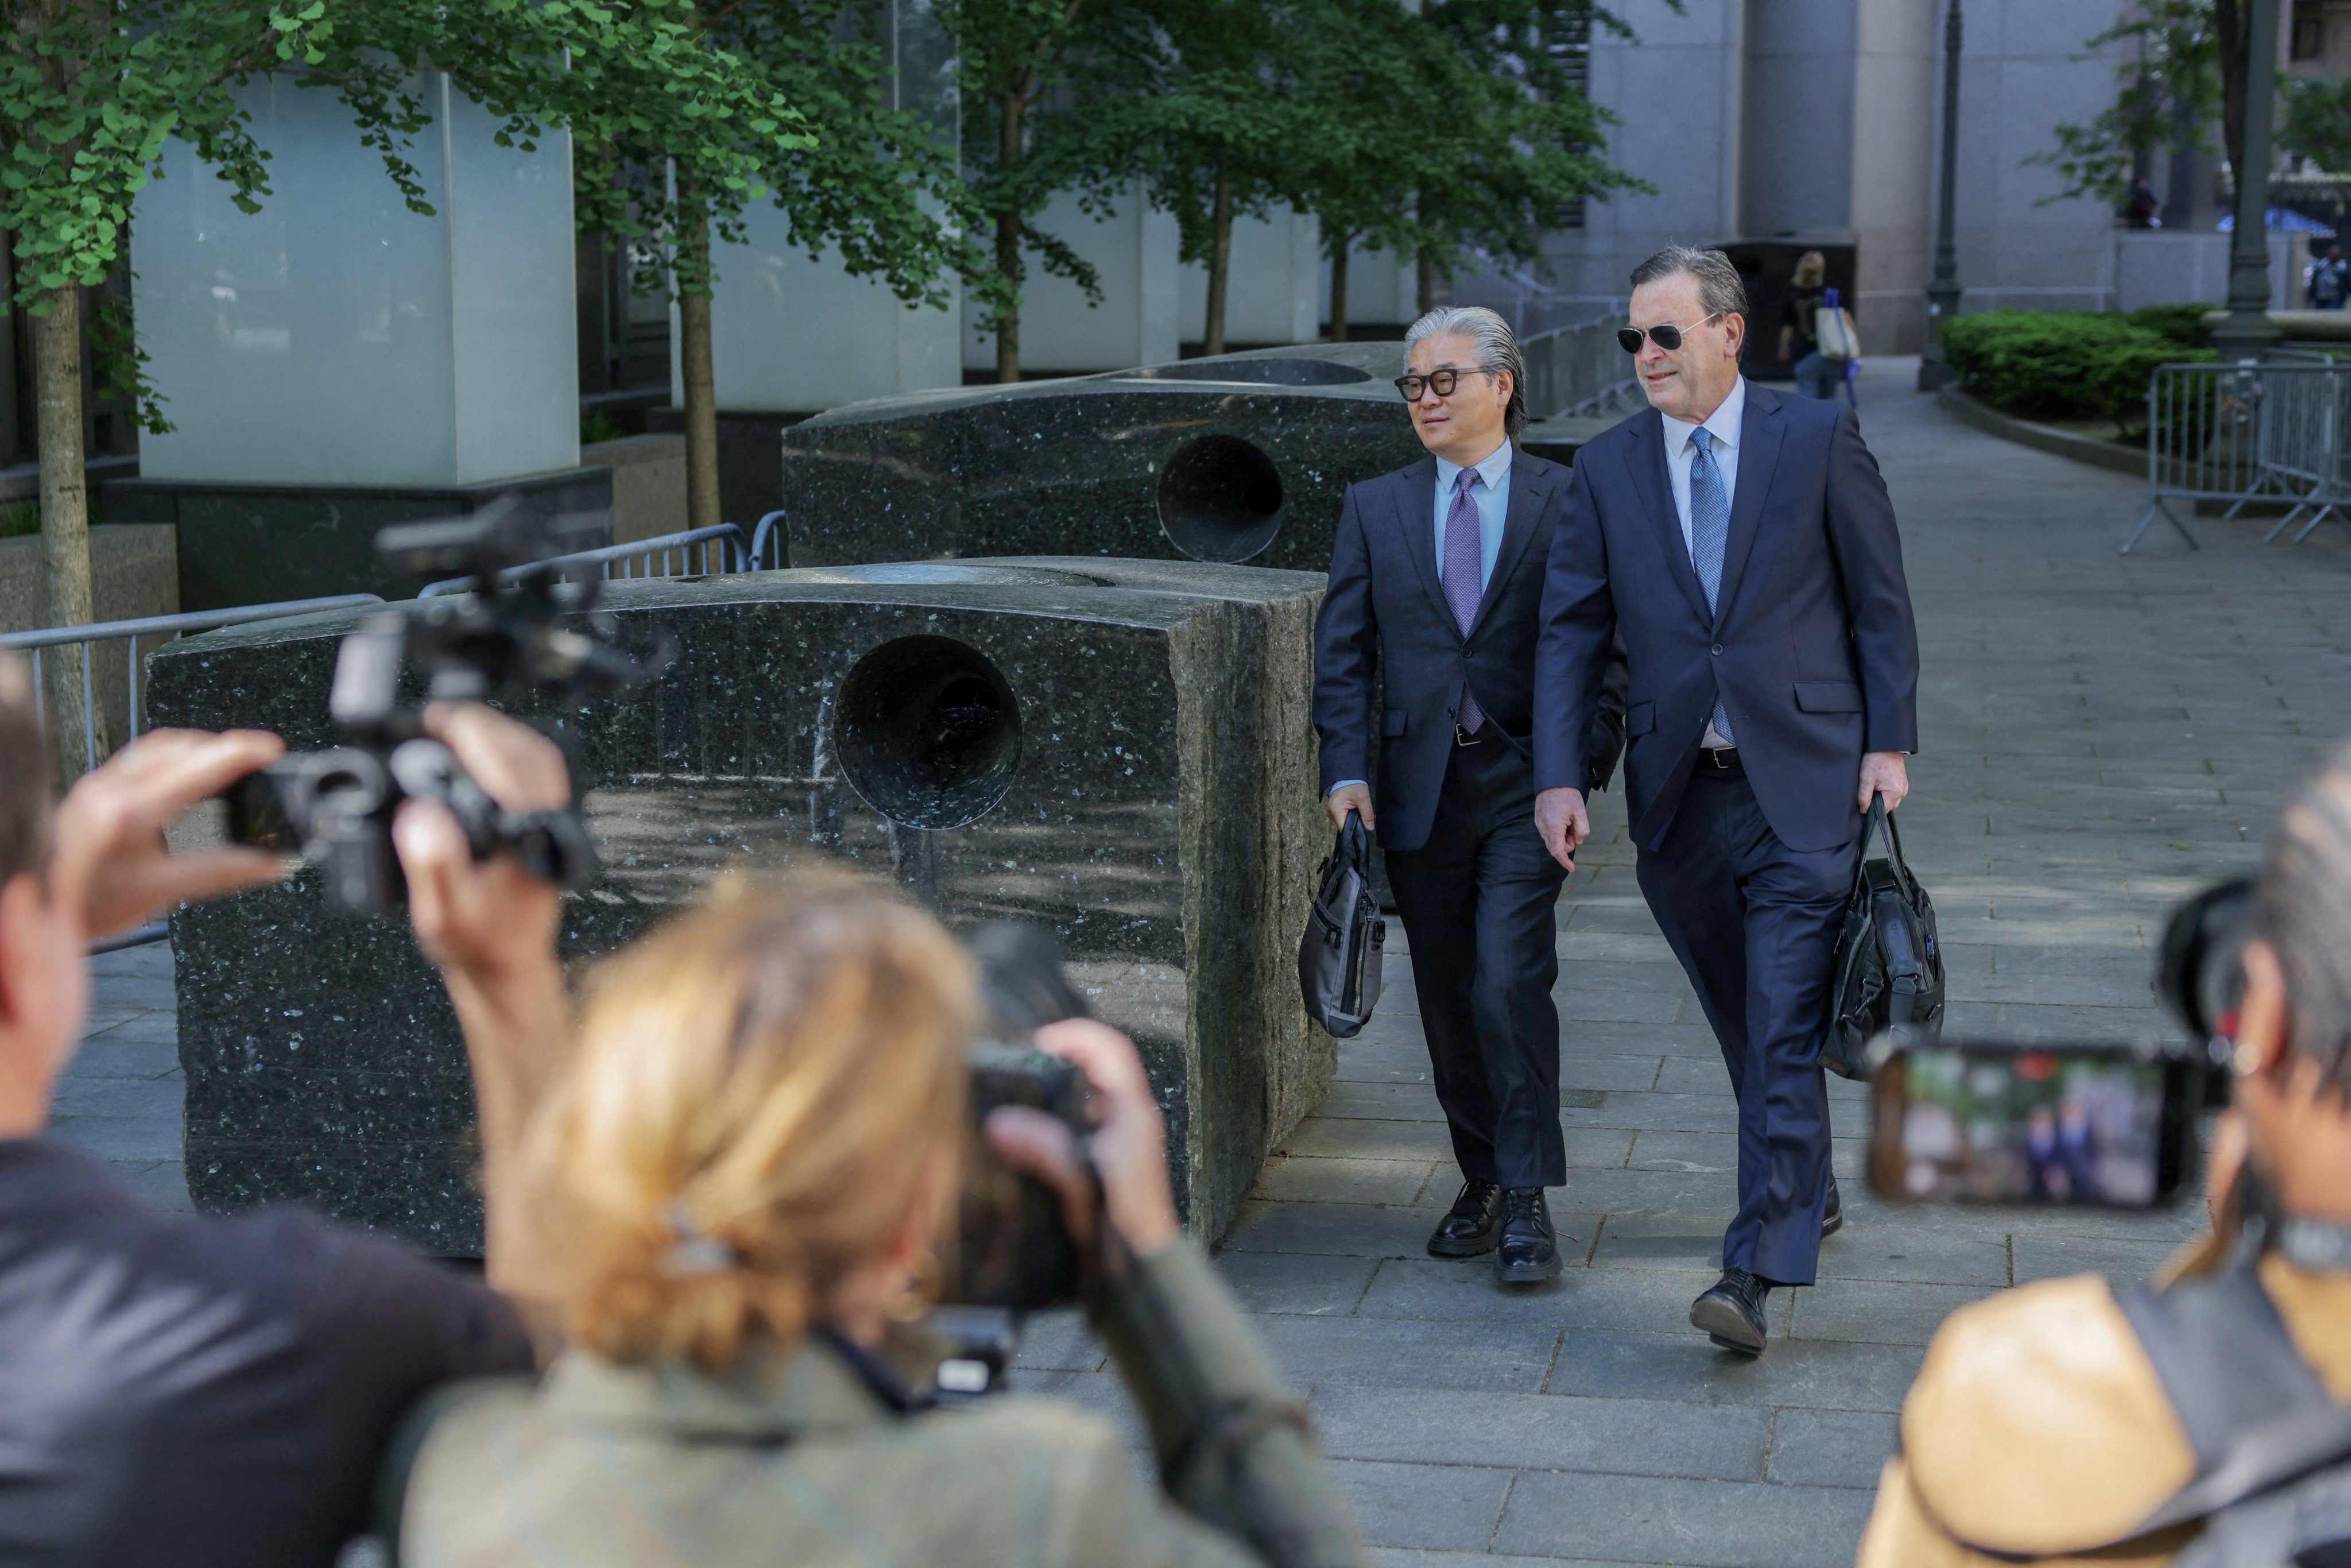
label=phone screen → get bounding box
[220,771,293,853]
[1868,1042,2197,1208]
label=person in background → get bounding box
[2308,242,2349,310]
[0,649,564,1568]
[1779,250,1838,401]
[384,870,1365,1567]
[2124,178,2161,229]
[1857,740,2351,1566]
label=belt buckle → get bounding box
[1455,723,1484,747]
[1701,745,1736,769]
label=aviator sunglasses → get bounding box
[1617,313,1723,354]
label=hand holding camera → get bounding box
[985,1016,1180,1263]
[51,729,289,942]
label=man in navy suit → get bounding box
[1532,248,1918,1354]
[1315,306,1624,1284]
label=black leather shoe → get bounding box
[1689,1267,1771,1354]
[1821,1175,1843,1239]
[1426,1180,1502,1258]
[1493,1187,1562,1283]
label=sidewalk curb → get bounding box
[1933,386,2144,477]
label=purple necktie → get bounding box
[1443,468,1485,734]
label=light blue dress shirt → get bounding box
[1433,440,1513,593]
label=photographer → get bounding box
[0,649,568,1568]
[384,873,1365,1567]
[1857,748,2351,1567]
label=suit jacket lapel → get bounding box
[1466,454,1547,640]
[1392,457,1455,637]
[1713,382,1785,625]
[1621,411,1711,625]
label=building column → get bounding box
[122,72,602,610]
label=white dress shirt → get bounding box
[1660,379,1746,749]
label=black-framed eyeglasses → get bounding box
[1617,314,1723,354]
[1393,365,1497,401]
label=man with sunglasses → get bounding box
[1314,306,1626,1286]
[1531,246,1919,1356]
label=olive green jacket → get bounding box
[386,1242,1363,1568]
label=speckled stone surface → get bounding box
[146,559,1331,1252]
[778,343,1427,573]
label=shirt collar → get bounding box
[1434,439,1514,495]
[1662,377,1748,456]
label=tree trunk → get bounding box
[1204,164,1233,357]
[1417,248,1437,316]
[996,90,1026,383]
[676,189,721,534]
[1327,230,1352,343]
[33,284,98,788]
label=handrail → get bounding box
[0,595,388,651]
[419,522,749,598]
[750,509,789,571]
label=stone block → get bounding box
[106,466,613,611]
[778,343,1426,574]
[147,557,1331,1250]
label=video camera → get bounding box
[1865,878,2252,1211]
[222,498,659,915]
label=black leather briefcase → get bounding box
[1825,799,1945,1079]
[1299,811,1386,1037]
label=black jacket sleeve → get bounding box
[1311,485,1378,795]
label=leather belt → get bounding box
[1455,723,1487,746]
[1693,746,1741,776]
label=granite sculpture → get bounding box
[777,343,1426,573]
[149,559,1330,1251]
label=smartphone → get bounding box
[1866,1038,2201,1208]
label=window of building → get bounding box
[1551,14,1592,230]
[2293,7,2326,60]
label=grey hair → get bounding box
[2256,738,2351,1093]
[1404,305,1528,438]
[1629,246,1749,324]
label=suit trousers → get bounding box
[1636,769,1858,1286]
[1384,737,1568,1190]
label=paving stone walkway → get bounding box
[53,359,2351,1566]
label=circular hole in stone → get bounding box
[1156,433,1285,564]
[835,635,1022,830]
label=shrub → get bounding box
[2123,301,2218,348]
[0,500,36,540]
[580,409,628,447]
[1940,309,2213,433]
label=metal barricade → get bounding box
[1,596,388,777]
[2128,361,2351,553]
[417,520,785,598]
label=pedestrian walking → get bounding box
[2308,242,2348,310]
[1314,305,1625,1286]
[1531,246,1920,1356]
[1778,250,1837,401]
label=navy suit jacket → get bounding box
[1532,384,1918,854]
[1315,450,1625,854]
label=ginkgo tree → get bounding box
[0,0,797,779]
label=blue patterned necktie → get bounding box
[1442,467,1485,734]
[1687,428,1736,744]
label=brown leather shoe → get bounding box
[1426,1180,1503,1258]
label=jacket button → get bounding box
[1711,643,1724,655]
